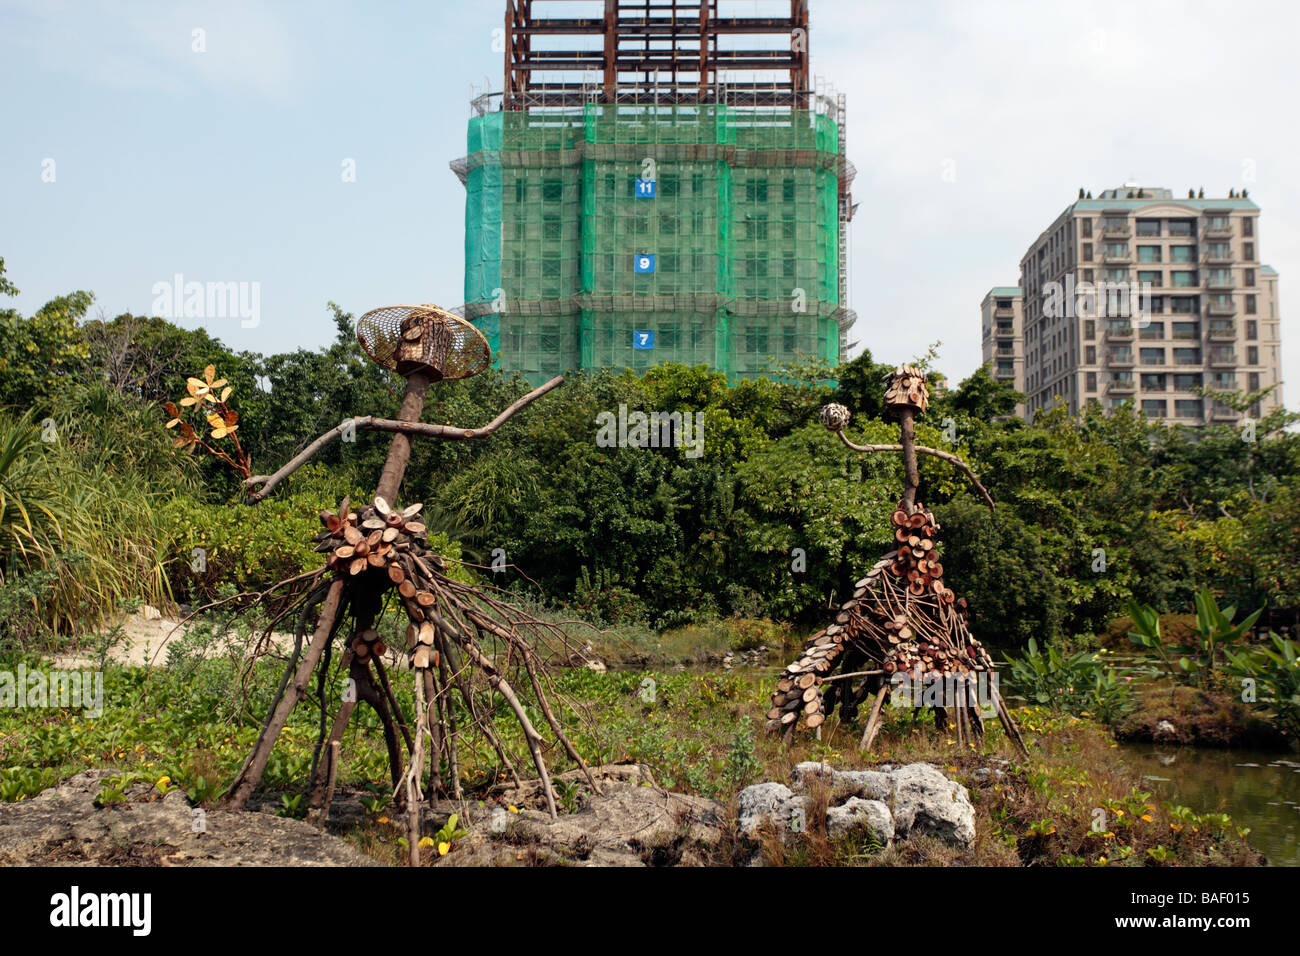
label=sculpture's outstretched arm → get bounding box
[244,375,564,504]
[833,430,995,513]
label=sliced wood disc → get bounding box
[806,713,825,729]
[416,591,436,607]
[398,580,417,598]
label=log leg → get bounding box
[226,580,344,810]
[307,649,357,816]
[933,705,950,740]
[422,668,443,800]
[859,681,891,752]
[354,659,404,797]
[992,684,1029,754]
[373,655,413,753]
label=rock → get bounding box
[737,782,798,836]
[0,770,371,866]
[970,767,1007,785]
[889,762,975,849]
[792,761,833,787]
[832,769,893,801]
[826,797,893,843]
[139,605,162,621]
[449,764,723,866]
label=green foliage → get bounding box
[1225,632,1300,740]
[1127,589,1260,688]
[1004,637,1134,722]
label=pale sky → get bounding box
[2,0,1296,408]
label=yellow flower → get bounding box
[156,775,171,788]
[377,816,389,824]
[508,805,519,814]
[438,842,450,856]
[418,836,435,848]
[1140,814,1154,823]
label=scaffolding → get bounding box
[454,2,855,384]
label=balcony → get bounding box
[1203,249,1233,264]
[1206,300,1236,316]
[994,306,1014,319]
[1209,405,1238,422]
[994,347,1016,358]
[1207,322,1236,340]
[1107,350,1135,367]
[1105,324,1134,340]
[1206,273,1235,290]
[1208,349,1237,366]
[1107,376,1136,393]
[1102,249,1131,263]
[1103,222,1131,237]
[1204,221,1233,238]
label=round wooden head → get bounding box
[884,365,930,416]
[357,304,491,381]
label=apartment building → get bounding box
[979,287,1026,417]
[990,184,1283,425]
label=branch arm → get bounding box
[834,431,995,513]
[244,375,564,503]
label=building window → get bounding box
[1140,321,1164,340]
[1081,219,1093,238]
[1246,295,1256,315]
[1085,345,1096,364]
[1167,220,1194,237]
[1243,242,1255,260]
[1141,399,1167,418]
[1170,296,1198,314]
[1082,243,1093,260]
[1170,246,1196,263]
[1247,346,1259,365]
[1138,246,1161,262]
[1246,319,1258,339]
[1086,371,1097,391]
[1245,268,1255,286]
[1243,217,1254,237]
[1136,219,1160,237]
[1142,373,1166,390]
[1140,348,1165,365]
[1085,320,1095,340]
[1171,271,1198,287]
[1173,348,1201,365]
[1174,399,1202,419]
[1084,268,1094,282]
[1138,270,1162,286]
[1172,321,1199,340]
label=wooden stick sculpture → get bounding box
[767,366,1027,755]
[222,305,597,864]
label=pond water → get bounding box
[1116,743,1300,866]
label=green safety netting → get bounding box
[463,103,842,384]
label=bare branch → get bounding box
[833,431,995,513]
[244,375,565,503]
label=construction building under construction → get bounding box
[451,0,856,384]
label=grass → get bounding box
[0,635,1265,867]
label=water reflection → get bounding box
[1118,743,1300,866]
